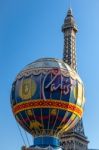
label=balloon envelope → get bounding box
[11,58,85,137]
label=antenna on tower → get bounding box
[69,0,71,8]
[67,0,71,9]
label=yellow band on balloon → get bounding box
[13,100,83,118]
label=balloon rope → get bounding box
[24,130,30,147]
[16,122,26,146]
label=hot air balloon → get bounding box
[11,58,85,149]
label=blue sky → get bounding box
[0,0,99,149]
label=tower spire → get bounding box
[62,8,78,71]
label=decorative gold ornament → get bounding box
[20,79,36,100]
[27,110,33,116]
[50,109,57,115]
[74,85,78,100]
[30,121,42,129]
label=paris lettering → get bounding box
[43,70,76,99]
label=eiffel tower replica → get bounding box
[60,8,89,150]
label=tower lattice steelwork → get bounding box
[60,8,89,150]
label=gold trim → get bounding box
[13,100,83,118]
